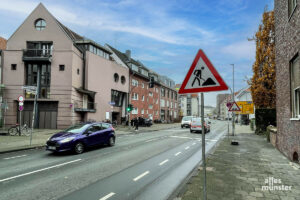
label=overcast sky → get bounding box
[0,0,274,106]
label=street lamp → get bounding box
[230,64,235,136]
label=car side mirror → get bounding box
[85,130,92,135]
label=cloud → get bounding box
[221,41,255,60]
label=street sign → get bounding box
[19,105,24,111]
[22,85,37,90]
[236,101,254,114]
[18,95,24,102]
[179,49,228,94]
[19,102,24,106]
[229,102,241,112]
[109,101,115,106]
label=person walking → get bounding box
[135,117,139,131]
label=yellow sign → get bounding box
[236,101,254,114]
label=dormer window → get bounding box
[35,19,46,31]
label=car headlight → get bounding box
[60,137,76,143]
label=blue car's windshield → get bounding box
[64,124,91,134]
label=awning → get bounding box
[75,87,96,99]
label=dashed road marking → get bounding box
[133,171,150,181]
[145,139,157,143]
[99,192,115,200]
[175,152,182,156]
[0,159,82,183]
[4,155,27,160]
[159,159,169,166]
[192,143,196,145]
[185,146,190,150]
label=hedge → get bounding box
[255,108,276,134]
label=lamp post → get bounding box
[230,64,235,136]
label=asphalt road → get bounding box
[0,120,227,200]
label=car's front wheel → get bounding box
[108,137,115,146]
[74,142,84,154]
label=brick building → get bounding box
[108,45,179,122]
[275,0,299,162]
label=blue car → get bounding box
[46,122,115,154]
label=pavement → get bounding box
[0,123,180,153]
[176,124,300,200]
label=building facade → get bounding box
[0,37,7,127]
[178,93,199,117]
[2,4,129,129]
[275,0,300,161]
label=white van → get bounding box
[181,116,193,128]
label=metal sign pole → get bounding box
[19,109,22,136]
[201,92,207,200]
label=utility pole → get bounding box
[231,64,235,136]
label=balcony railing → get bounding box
[23,49,52,62]
[73,101,96,113]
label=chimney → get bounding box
[125,50,131,61]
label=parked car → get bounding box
[181,116,193,128]
[46,122,115,154]
[190,117,211,133]
[132,117,153,127]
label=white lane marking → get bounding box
[145,139,157,143]
[99,192,115,200]
[206,139,218,142]
[192,143,196,145]
[133,171,150,181]
[0,159,82,183]
[159,159,169,166]
[185,146,190,150]
[175,152,182,156]
[170,136,194,140]
[4,155,27,160]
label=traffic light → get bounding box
[149,76,154,88]
[127,104,133,112]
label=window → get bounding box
[121,76,126,84]
[59,65,65,71]
[77,69,80,75]
[156,99,159,104]
[171,102,173,108]
[289,0,297,18]
[11,64,17,70]
[26,63,50,99]
[132,64,139,72]
[35,19,46,30]
[141,83,144,88]
[149,92,153,97]
[142,95,145,101]
[111,90,125,107]
[141,69,148,76]
[161,88,165,97]
[156,111,159,115]
[27,42,53,57]
[114,73,119,82]
[141,109,144,114]
[167,101,169,107]
[132,93,138,100]
[149,104,153,109]
[132,79,138,86]
[290,54,300,117]
[132,107,138,114]
[161,99,165,107]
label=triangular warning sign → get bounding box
[229,102,241,112]
[179,49,228,94]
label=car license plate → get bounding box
[48,146,56,150]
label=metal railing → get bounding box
[23,49,52,58]
[73,101,96,111]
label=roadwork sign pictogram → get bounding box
[229,101,241,112]
[179,49,228,94]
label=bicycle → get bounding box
[8,124,30,136]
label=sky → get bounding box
[0,0,274,106]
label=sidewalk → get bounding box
[177,124,300,200]
[0,123,180,153]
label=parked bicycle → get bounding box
[8,123,30,136]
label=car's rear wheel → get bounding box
[108,137,115,146]
[74,142,84,154]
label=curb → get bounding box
[0,145,45,154]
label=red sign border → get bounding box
[228,101,241,112]
[179,49,228,94]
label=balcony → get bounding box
[23,49,52,62]
[74,101,96,113]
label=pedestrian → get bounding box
[135,118,139,131]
